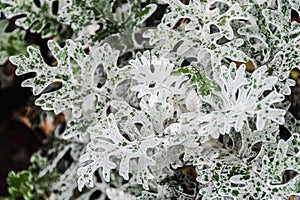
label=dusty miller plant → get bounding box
[1,0,300,199]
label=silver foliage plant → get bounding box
[4,0,300,199]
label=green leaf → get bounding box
[173,66,216,96]
[7,171,33,200]
[0,20,28,64]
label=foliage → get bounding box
[0,20,29,64]
[7,171,33,200]
[58,0,157,46]
[0,0,62,38]
[2,0,300,199]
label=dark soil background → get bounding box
[0,26,50,195]
[0,61,43,196]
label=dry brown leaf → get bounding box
[235,60,256,72]
[40,113,65,136]
[181,166,197,180]
[291,69,300,86]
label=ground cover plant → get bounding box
[0,0,300,199]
